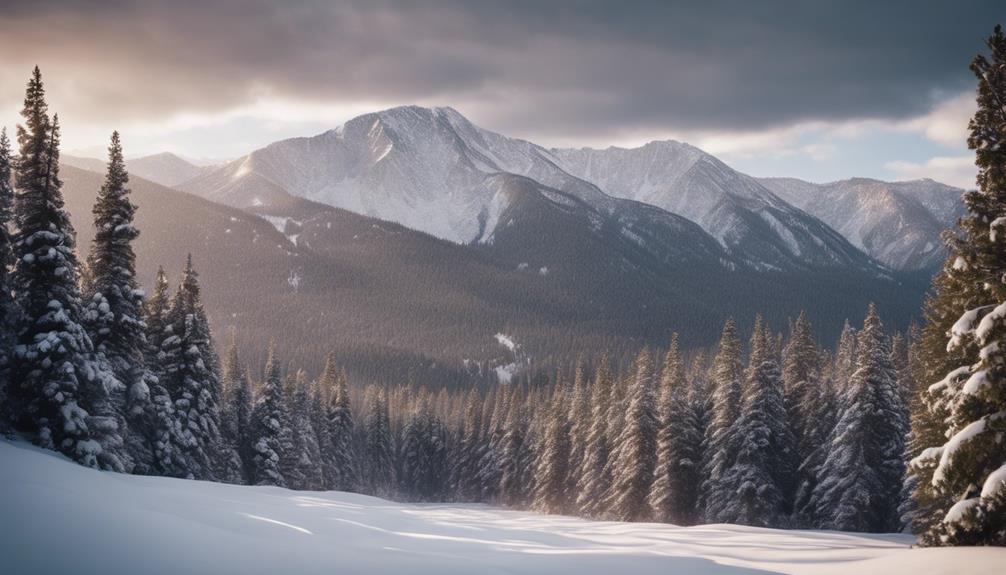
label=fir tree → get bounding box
[700,318,744,521]
[650,334,703,525]
[814,305,906,532]
[912,26,1006,545]
[362,386,396,497]
[159,255,230,480]
[782,312,825,524]
[324,358,356,491]
[567,359,592,487]
[220,335,253,482]
[605,348,658,522]
[577,356,614,517]
[286,370,325,490]
[0,128,17,429]
[83,131,159,473]
[718,318,796,527]
[400,390,447,501]
[532,382,572,514]
[451,389,484,501]
[10,69,123,470]
[500,387,531,508]
[249,343,290,486]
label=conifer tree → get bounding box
[567,359,592,485]
[83,131,161,473]
[911,26,1006,545]
[782,312,825,524]
[400,390,447,501]
[532,382,572,514]
[220,336,254,482]
[362,386,396,497]
[650,334,703,525]
[500,387,531,507]
[324,359,356,491]
[158,255,230,480]
[10,69,123,469]
[0,128,16,428]
[249,343,290,486]
[701,318,744,521]
[577,356,614,517]
[605,348,658,522]
[718,318,796,527]
[814,305,905,532]
[286,370,325,490]
[451,389,483,501]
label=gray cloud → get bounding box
[0,0,1001,140]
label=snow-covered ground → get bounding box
[1,440,1001,575]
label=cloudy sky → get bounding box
[0,0,1001,187]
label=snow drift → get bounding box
[1,440,1001,575]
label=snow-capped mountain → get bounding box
[551,141,876,271]
[759,177,966,270]
[183,106,882,274]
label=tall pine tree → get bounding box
[605,348,658,522]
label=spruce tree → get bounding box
[286,370,325,490]
[605,348,658,522]
[500,387,531,508]
[362,386,396,497]
[400,390,447,501]
[249,343,290,486]
[324,360,356,491]
[567,359,592,486]
[10,69,123,469]
[451,389,483,501]
[0,128,16,429]
[532,382,572,514]
[576,356,614,517]
[782,312,825,524]
[83,131,161,473]
[158,255,229,480]
[649,334,703,525]
[814,305,906,532]
[911,26,1006,545]
[718,318,796,527]
[700,318,744,521]
[220,336,254,482]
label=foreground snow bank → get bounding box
[1,441,1001,575]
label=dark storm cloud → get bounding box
[0,0,1001,137]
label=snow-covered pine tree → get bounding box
[476,386,507,502]
[604,348,658,522]
[10,69,124,470]
[782,312,825,525]
[362,386,396,497]
[532,381,572,514]
[158,255,232,480]
[0,128,17,429]
[451,388,483,501]
[814,304,906,532]
[833,320,858,392]
[700,318,744,522]
[500,385,532,508]
[910,27,1006,546]
[249,343,290,486]
[576,356,614,517]
[82,131,161,474]
[718,317,796,527]
[400,390,447,501]
[324,361,356,491]
[286,370,325,490]
[649,334,703,525]
[144,266,170,360]
[567,359,592,488]
[220,335,254,482]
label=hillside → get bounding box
[61,163,928,383]
[3,440,1002,575]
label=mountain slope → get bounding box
[63,152,211,187]
[759,177,966,270]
